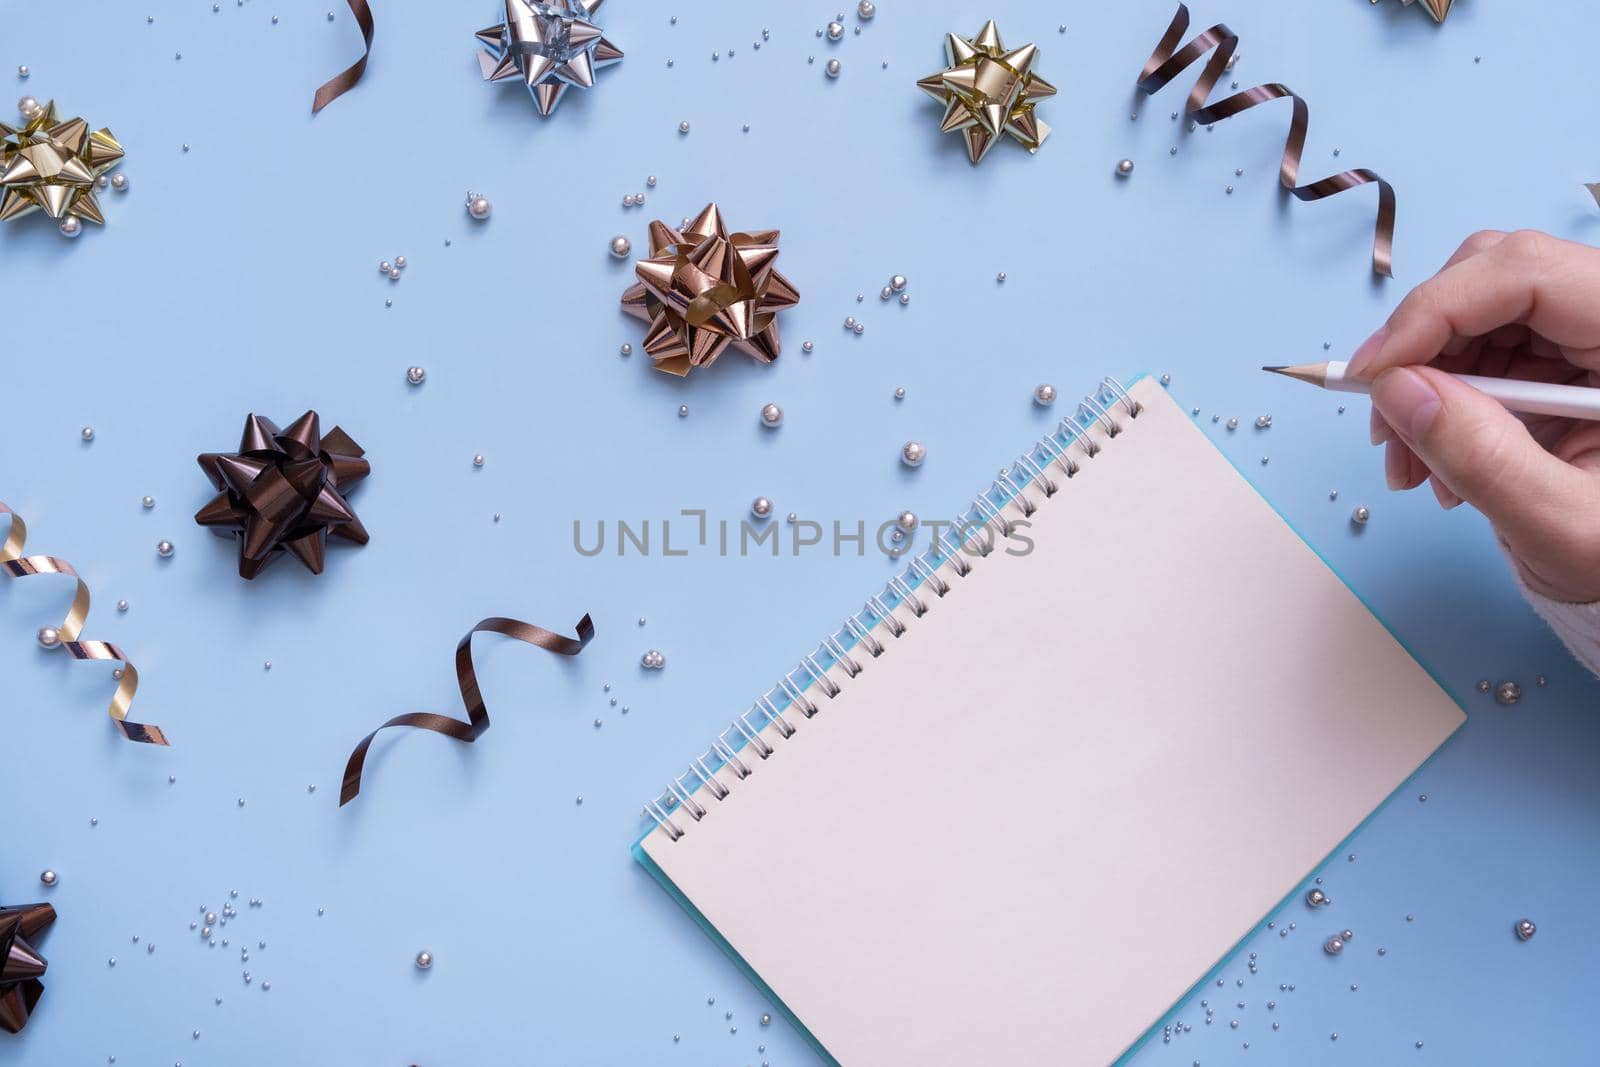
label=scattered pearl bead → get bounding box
[880,286,893,300]
[1495,680,1522,705]
[16,66,27,79]
[995,271,1006,283]
[1034,383,1057,407]
[472,454,485,468]
[115,599,128,612]
[1306,888,1329,907]
[37,626,61,649]
[40,869,56,886]
[1255,414,1272,429]
[1324,936,1344,955]
[1476,679,1491,693]
[623,194,636,207]
[1116,159,1134,177]
[901,440,926,468]
[641,649,666,669]
[826,58,841,78]
[760,403,783,428]
[157,540,174,558]
[678,404,689,418]
[406,366,426,385]
[646,175,657,187]
[896,511,918,532]
[801,340,814,353]
[751,496,774,519]
[1351,505,1370,526]
[827,21,844,39]
[891,274,907,291]
[620,343,632,356]
[379,260,392,273]
[415,951,433,970]
[857,0,874,18]
[609,234,631,258]
[57,215,83,238]
[1515,918,1536,941]
[678,120,690,134]
[894,387,906,400]
[467,194,492,220]
[898,292,910,305]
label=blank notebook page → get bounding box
[639,375,1465,1066]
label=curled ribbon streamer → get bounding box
[1586,183,1600,208]
[340,614,594,806]
[0,502,168,745]
[312,0,375,115]
[1136,4,1397,277]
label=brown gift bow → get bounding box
[340,614,595,806]
[621,202,801,377]
[0,902,55,1034]
[1137,4,1397,278]
[312,0,376,115]
[0,502,168,745]
[194,411,370,580]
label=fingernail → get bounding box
[1372,368,1442,444]
[1430,476,1462,510]
[1369,406,1395,446]
[1384,439,1409,489]
[1346,326,1389,377]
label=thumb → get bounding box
[1371,367,1600,580]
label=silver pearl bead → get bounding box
[827,20,844,40]
[1306,888,1329,907]
[1495,680,1522,706]
[896,510,918,532]
[609,234,632,258]
[844,316,856,329]
[619,343,633,356]
[996,271,1006,283]
[1255,414,1272,429]
[852,321,864,335]
[646,175,657,187]
[641,649,665,669]
[1476,679,1492,693]
[17,95,39,117]
[894,387,906,400]
[394,256,406,269]
[826,58,841,77]
[16,65,27,79]
[880,286,893,300]
[472,454,485,468]
[1515,918,1536,941]
[901,440,926,468]
[406,366,426,385]
[79,425,96,442]
[40,869,56,886]
[898,292,910,305]
[1116,158,1134,177]
[759,403,783,428]
[140,494,156,509]
[890,275,907,291]
[678,404,689,418]
[59,216,82,238]
[467,195,492,220]
[387,268,401,280]
[157,540,174,558]
[678,120,690,134]
[415,951,432,970]
[751,496,774,519]
[1323,936,1344,956]
[37,625,61,648]
[1351,506,1370,526]
[96,174,109,189]
[622,194,636,208]
[379,260,392,273]
[801,340,814,353]
[111,173,128,191]
[634,192,645,205]
[1034,383,1057,407]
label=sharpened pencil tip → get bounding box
[1261,365,1287,373]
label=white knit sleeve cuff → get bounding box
[1516,579,1600,678]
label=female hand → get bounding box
[1350,229,1600,604]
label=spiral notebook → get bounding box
[633,374,1465,1066]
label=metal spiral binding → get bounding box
[641,377,1146,843]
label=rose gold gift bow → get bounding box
[312,0,375,115]
[1136,4,1397,278]
[340,613,594,806]
[0,501,168,745]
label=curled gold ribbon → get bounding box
[312,0,375,115]
[340,614,594,806]
[0,501,168,745]
[1136,4,1397,277]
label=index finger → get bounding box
[1348,230,1600,379]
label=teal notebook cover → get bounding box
[631,373,1465,1066]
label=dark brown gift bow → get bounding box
[340,614,595,806]
[0,902,54,1034]
[0,501,168,745]
[1136,3,1397,278]
[312,0,375,115]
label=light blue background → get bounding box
[2,0,1598,1063]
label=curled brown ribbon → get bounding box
[1586,183,1600,208]
[0,501,168,745]
[312,0,375,115]
[340,614,594,806]
[1137,4,1397,277]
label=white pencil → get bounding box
[1264,360,1600,423]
